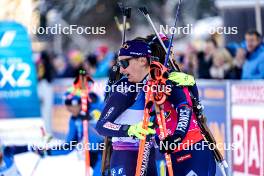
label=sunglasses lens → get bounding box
[119,60,130,69]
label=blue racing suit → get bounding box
[158,81,216,176]
[96,77,216,176]
[0,146,28,176]
[45,98,104,175]
[96,77,157,176]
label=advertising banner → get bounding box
[231,81,264,176]
[0,21,40,118]
[0,21,42,144]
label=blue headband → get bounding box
[118,40,151,58]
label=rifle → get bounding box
[192,96,228,176]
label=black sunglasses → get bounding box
[118,57,135,69]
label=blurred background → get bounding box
[0,0,264,176]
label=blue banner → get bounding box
[197,80,231,176]
[0,21,40,118]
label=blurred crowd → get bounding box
[35,44,116,83]
[177,29,264,80]
[35,29,264,83]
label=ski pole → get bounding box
[79,69,92,176]
[136,62,173,176]
[164,0,182,67]
[154,104,174,176]
[118,2,131,44]
[138,0,183,71]
[30,127,52,176]
[135,81,154,176]
[138,7,178,71]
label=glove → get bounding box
[128,122,156,140]
[156,135,182,154]
[168,72,195,86]
[90,109,101,121]
[30,146,49,158]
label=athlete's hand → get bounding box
[128,122,156,140]
[30,146,49,158]
[156,135,181,154]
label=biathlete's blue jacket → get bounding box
[0,146,28,176]
[47,98,105,156]
[47,118,104,156]
[96,77,190,150]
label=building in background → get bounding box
[216,0,264,43]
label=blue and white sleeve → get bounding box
[96,79,137,137]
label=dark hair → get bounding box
[146,34,181,71]
[40,51,55,83]
[133,36,164,64]
[246,29,261,39]
[145,34,167,64]
[134,34,181,70]
[133,37,148,42]
[86,54,97,67]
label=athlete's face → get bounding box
[118,56,149,83]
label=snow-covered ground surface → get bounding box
[14,150,93,176]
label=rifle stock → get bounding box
[193,97,228,176]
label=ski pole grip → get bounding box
[125,7,131,18]
[138,7,148,15]
[118,2,124,14]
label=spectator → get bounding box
[83,54,97,75]
[242,29,264,79]
[53,55,68,78]
[175,54,185,71]
[186,53,199,77]
[92,45,114,78]
[209,48,233,79]
[36,51,55,133]
[197,38,218,79]
[225,48,246,79]
[64,49,84,77]
[183,43,199,77]
[36,51,55,83]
